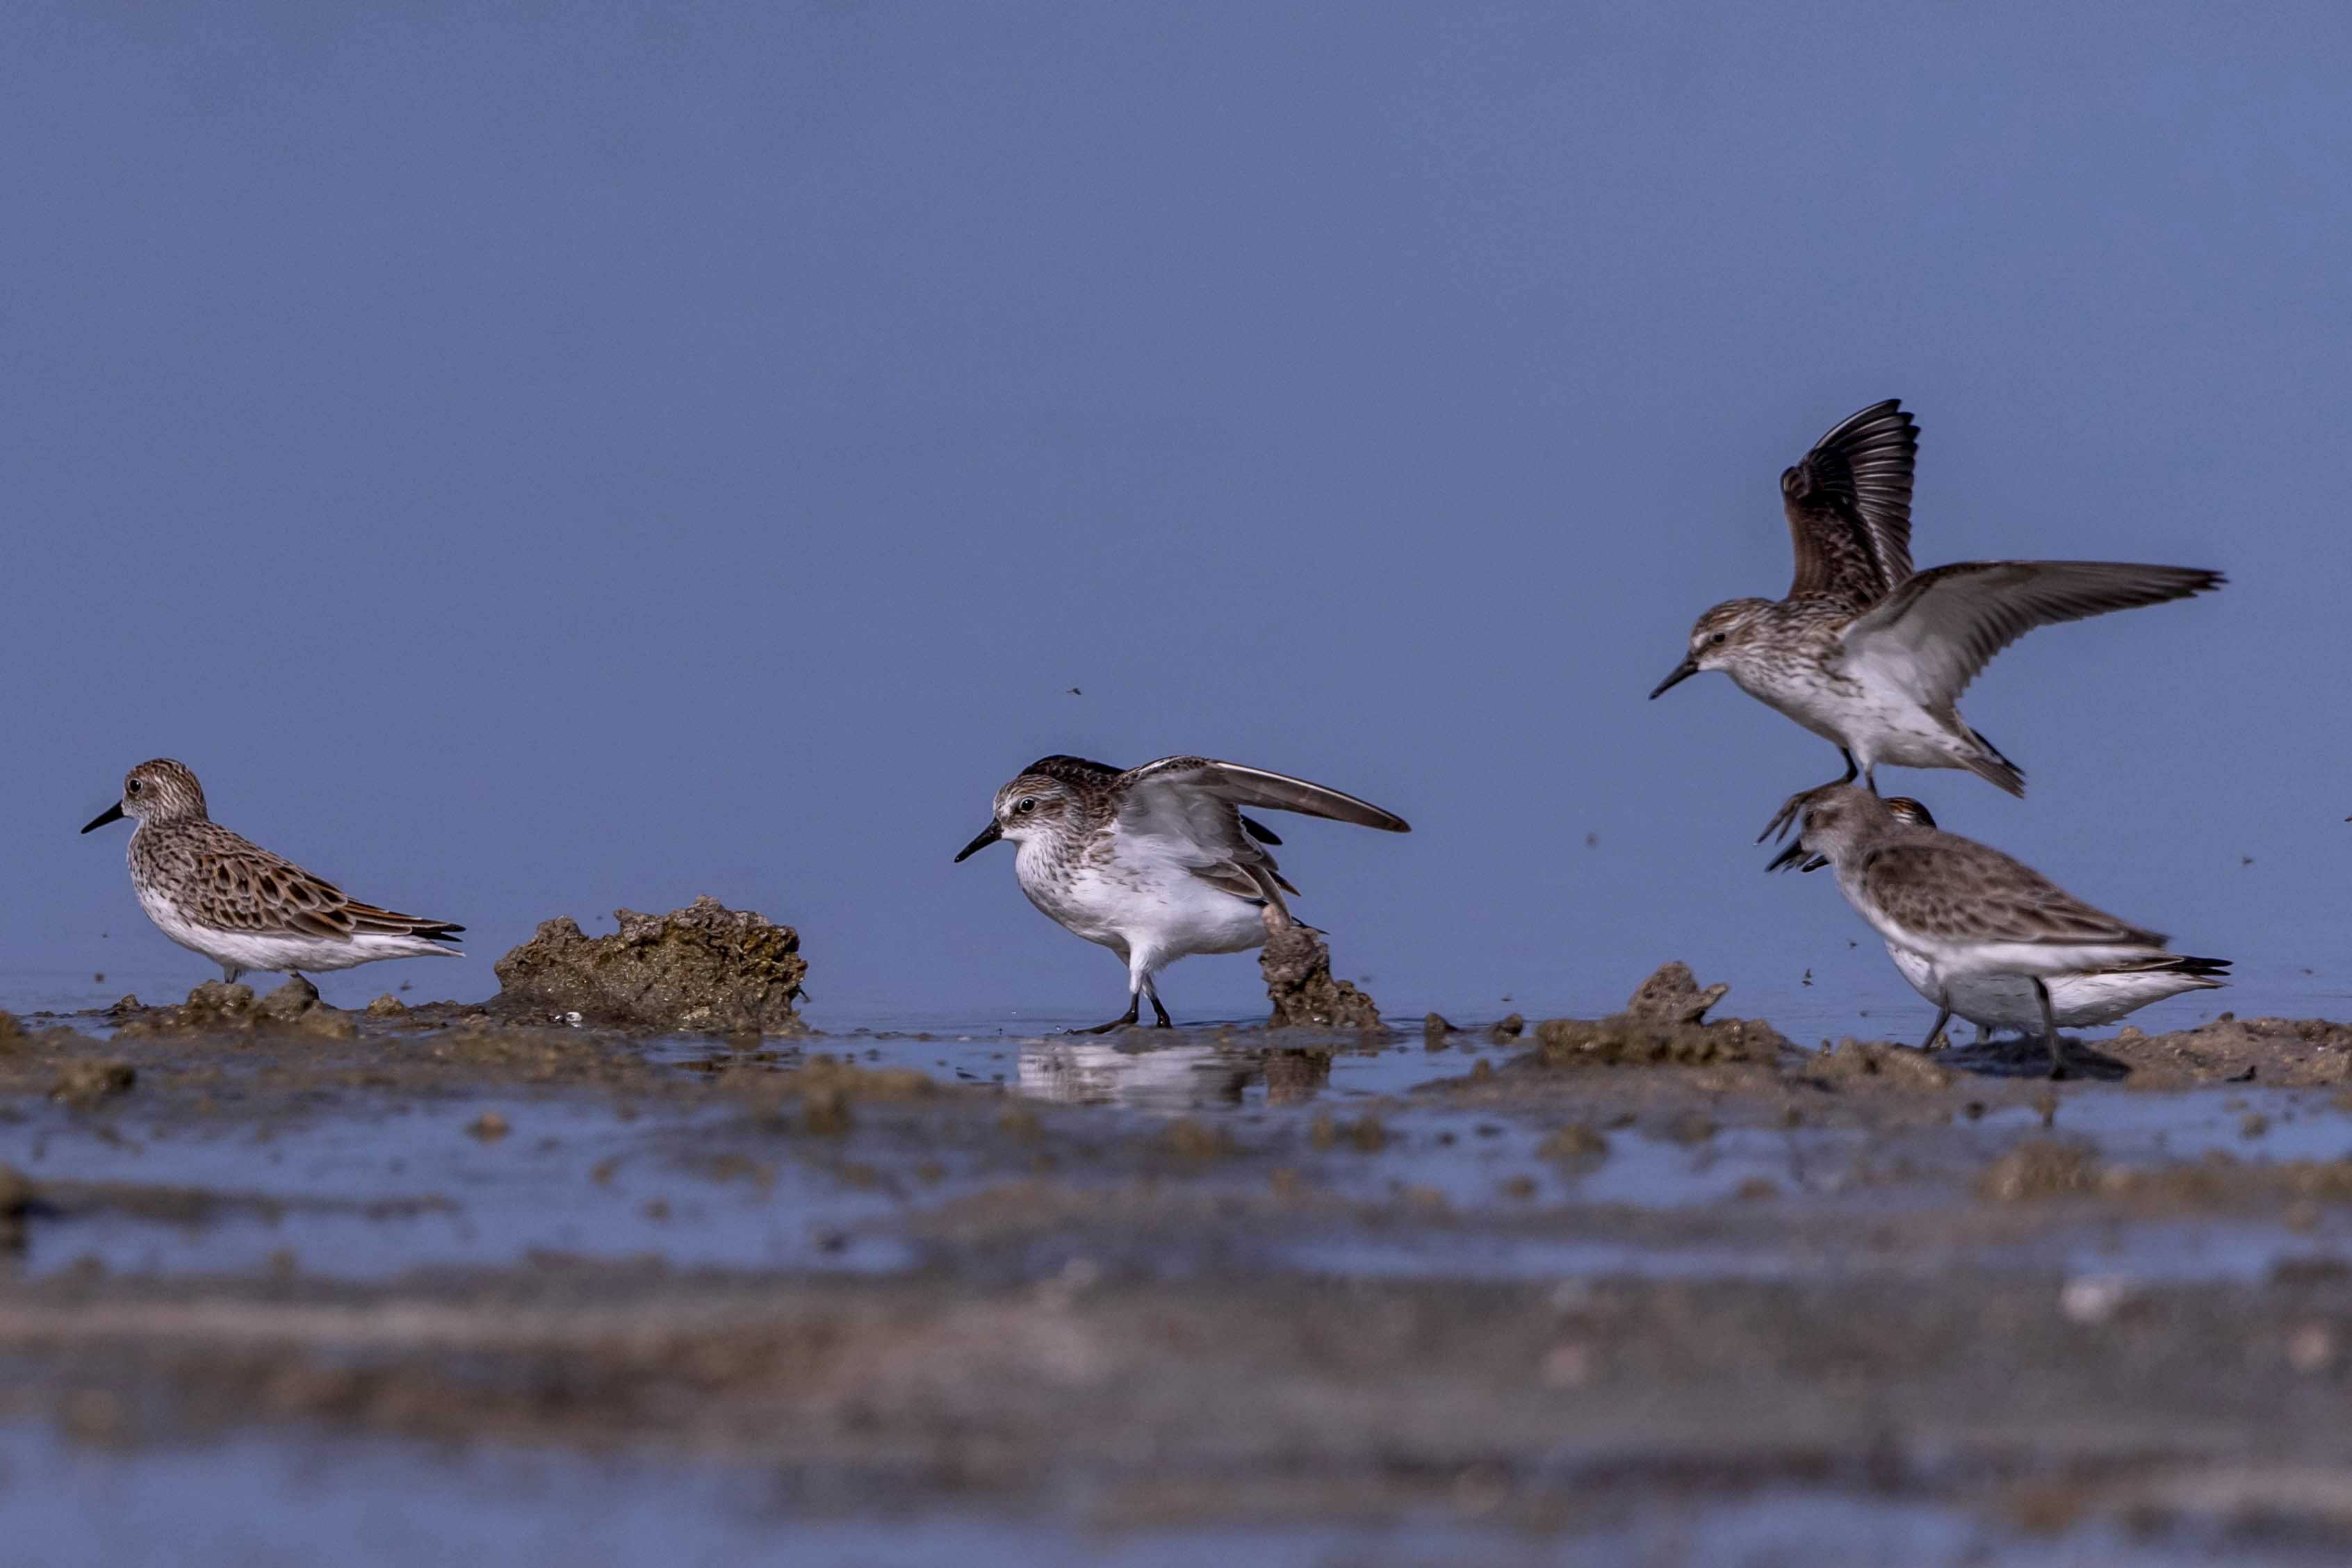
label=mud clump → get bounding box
[493,897,808,1035]
[0,1165,32,1250]
[1979,1140,2102,1202]
[1622,963,1730,1026]
[1261,925,1381,1029]
[51,1061,136,1109]
[1811,1036,1954,1091]
[1531,964,1789,1068]
[113,978,357,1040]
[769,1056,934,1134]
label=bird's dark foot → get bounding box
[1148,992,1173,1029]
[2045,1061,2068,1081]
[1838,750,1859,784]
[1073,1004,1142,1036]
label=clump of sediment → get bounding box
[1261,924,1381,1029]
[1530,962,1790,1068]
[492,895,808,1035]
[113,976,357,1040]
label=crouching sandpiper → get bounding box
[83,758,464,986]
[954,754,1408,1031]
[1768,784,2205,1077]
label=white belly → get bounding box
[138,885,453,977]
[1883,940,2207,1033]
[1016,841,1268,972]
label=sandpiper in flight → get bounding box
[1649,399,2223,799]
[1768,784,2200,1077]
[82,759,464,984]
[1798,796,2229,1045]
[954,754,1409,1031]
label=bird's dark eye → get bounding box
[1015,797,1037,814]
[126,780,142,796]
[1708,632,1727,645]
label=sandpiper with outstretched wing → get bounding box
[1651,399,2222,799]
[954,754,1408,1032]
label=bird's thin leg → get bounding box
[221,965,242,984]
[1838,749,1859,785]
[1918,1002,1952,1053]
[2034,979,2065,1080]
[1861,763,1880,796]
[1143,975,1173,1029]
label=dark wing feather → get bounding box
[1862,840,2165,949]
[1783,398,1918,607]
[1840,560,2224,708]
[183,822,458,940]
[1117,757,1410,833]
[342,899,465,941]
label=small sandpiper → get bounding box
[1650,398,2223,801]
[82,759,464,985]
[954,754,1408,1031]
[1801,797,2228,1045]
[1767,784,2201,1077]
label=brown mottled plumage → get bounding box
[1768,785,2198,1076]
[1650,398,2223,803]
[83,759,463,983]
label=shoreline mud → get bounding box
[6,957,2352,1555]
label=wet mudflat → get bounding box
[5,972,2352,1563]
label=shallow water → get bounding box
[9,984,2352,1562]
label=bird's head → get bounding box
[83,758,208,835]
[1650,598,1774,698]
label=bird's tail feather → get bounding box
[1959,727,2025,797]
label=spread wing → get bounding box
[184,824,463,941]
[1783,399,1918,607]
[1014,753,1279,847]
[1116,757,1410,833]
[1861,840,2164,949]
[1840,560,2224,709]
[1112,757,1409,907]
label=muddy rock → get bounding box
[1260,925,1381,1030]
[492,897,808,1035]
[51,1061,136,1109]
[0,1164,31,1250]
[1621,962,1731,1026]
[1811,1036,1954,1091]
[1979,1140,2102,1202]
[112,979,357,1040]
[1530,965,1789,1068]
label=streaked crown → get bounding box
[1685,597,1773,661]
[1881,797,1937,831]
[119,758,209,824]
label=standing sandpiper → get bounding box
[1767,784,2201,1077]
[82,759,464,985]
[1649,398,2222,799]
[1799,797,2228,1045]
[954,754,1408,1031]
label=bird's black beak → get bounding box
[953,822,1002,863]
[81,802,125,835]
[1648,658,1699,700]
[1766,840,1812,872]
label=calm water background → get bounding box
[3,3,2346,1030]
